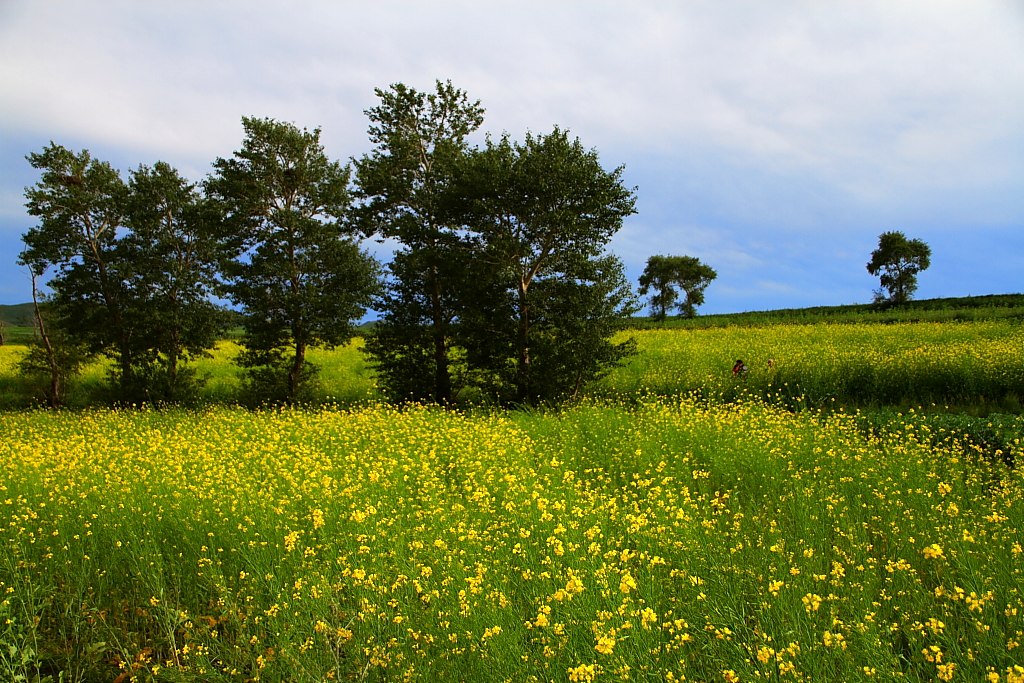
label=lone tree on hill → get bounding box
[638,254,717,320]
[866,231,931,305]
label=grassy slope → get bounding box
[627,293,1024,330]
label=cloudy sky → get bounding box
[1,1,1021,314]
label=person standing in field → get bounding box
[732,359,749,378]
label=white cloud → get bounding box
[1,0,1021,307]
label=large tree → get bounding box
[638,254,717,320]
[20,144,136,394]
[20,145,227,403]
[122,161,227,399]
[354,80,485,404]
[866,231,931,305]
[459,128,639,404]
[207,117,379,403]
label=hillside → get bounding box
[0,302,35,326]
[628,293,1024,329]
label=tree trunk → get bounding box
[30,272,62,408]
[516,280,531,403]
[429,268,451,404]
[289,336,306,403]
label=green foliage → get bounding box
[457,127,639,404]
[866,230,932,305]
[208,116,380,403]
[631,293,1024,330]
[19,145,226,404]
[355,80,485,404]
[638,254,718,319]
[17,330,92,408]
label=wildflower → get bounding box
[822,631,847,649]
[565,569,586,596]
[922,543,945,560]
[595,633,616,655]
[937,662,956,681]
[619,571,637,594]
[568,663,598,683]
[723,670,740,682]
[802,593,822,612]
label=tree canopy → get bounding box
[207,117,379,403]
[866,231,932,306]
[19,81,645,408]
[638,254,717,319]
[20,144,226,403]
[459,128,638,403]
[354,80,485,404]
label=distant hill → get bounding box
[629,293,1024,329]
[0,303,35,327]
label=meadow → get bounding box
[2,318,1023,412]
[1,318,1023,682]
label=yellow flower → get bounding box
[595,633,616,655]
[568,664,598,683]
[922,543,945,560]
[802,593,822,612]
[619,570,637,594]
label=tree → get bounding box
[638,255,717,320]
[123,161,227,400]
[354,80,485,404]
[21,144,227,404]
[458,128,639,404]
[207,117,379,403]
[15,261,93,407]
[866,231,931,305]
[20,143,137,394]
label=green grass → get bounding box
[3,318,1023,413]
[629,293,1024,329]
[0,400,1021,681]
[2,302,1024,681]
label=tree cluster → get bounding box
[638,255,717,320]
[19,80,639,407]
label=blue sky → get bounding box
[1,1,1021,314]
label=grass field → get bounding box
[2,318,1022,412]
[1,400,1021,682]
[2,315,1023,681]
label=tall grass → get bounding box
[1,400,1021,681]
[595,320,1024,412]
[0,340,379,409]
[3,321,1022,412]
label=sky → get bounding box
[1,0,1022,315]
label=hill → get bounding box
[0,303,35,327]
[628,293,1024,329]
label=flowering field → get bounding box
[598,320,1024,411]
[2,399,1022,682]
